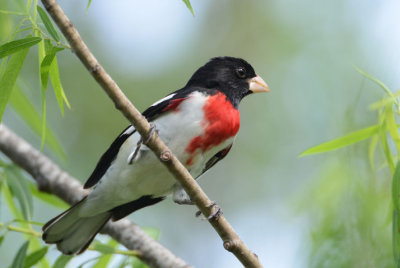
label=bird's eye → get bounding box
[235,67,246,79]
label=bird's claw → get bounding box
[144,123,158,144]
[195,201,223,221]
[128,123,158,165]
[207,201,222,221]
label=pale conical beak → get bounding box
[248,75,270,93]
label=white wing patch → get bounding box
[121,126,135,136]
[150,93,176,107]
[127,147,140,164]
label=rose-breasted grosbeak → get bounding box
[42,56,269,254]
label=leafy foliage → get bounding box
[302,68,400,266]
[0,159,153,266]
[37,6,59,42]
[300,125,380,156]
[11,240,30,268]
[0,37,41,59]
[0,2,160,267]
[0,0,70,150]
[24,246,48,268]
[4,165,33,220]
[9,84,66,159]
[0,45,30,121]
[53,254,73,268]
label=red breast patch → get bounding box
[185,93,240,165]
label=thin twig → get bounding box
[0,124,190,268]
[0,222,42,237]
[40,0,262,267]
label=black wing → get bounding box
[83,92,188,189]
[84,125,136,188]
[199,144,232,177]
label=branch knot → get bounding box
[223,239,240,252]
[160,150,172,161]
[90,64,100,73]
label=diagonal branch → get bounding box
[0,124,190,268]
[40,0,262,267]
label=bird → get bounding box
[42,56,269,255]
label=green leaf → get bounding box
[23,246,48,268]
[41,40,66,114]
[50,55,70,115]
[393,210,400,267]
[0,236,4,247]
[9,84,67,160]
[13,219,44,226]
[28,183,68,209]
[92,242,116,254]
[39,44,64,90]
[77,256,101,268]
[132,257,149,268]
[0,37,41,59]
[385,107,400,157]
[181,0,194,16]
[116,257,130,268]
[38,40,47,150]
[37,6,59,42]
[11,240,30,268]
[381,124,395,173]
[2,179,24,219]
[40,52,56,89]
[393,163,400,212]
[355,66,392,97]
[40,82,47,150]
[355,66,400,113]
[53,254,73,268]
[92,239,118,268]
[40,39,64,92]
[368,134,379,171]
[0,47,30,122]
[369,90,400,110]
[5,165,33,220]
[86,0,92,12]
[300,125,380,156]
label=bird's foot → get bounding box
[144,122,158,144]
[128,139,142,164]
[195,201,223,221]
[174,198,194,205]
[128,123,158,165]
[173,187,194,205]
[207,201,223,221]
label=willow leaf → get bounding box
[181,0,194,16]
[37,6,59,41]
[0,47,29,122]
[300,125,380,156]
[11,240,30,268]
[0,37,41,59]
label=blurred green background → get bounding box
[1,0,399,267]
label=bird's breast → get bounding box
[185,92,240,166]
[153,91,239,170]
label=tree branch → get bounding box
[0,124,190,268]
[39,0,262,267]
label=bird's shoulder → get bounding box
[142,87,216,120]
